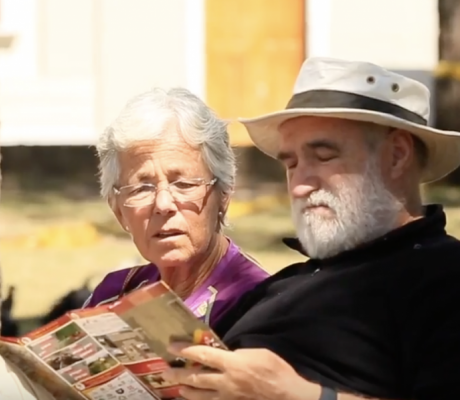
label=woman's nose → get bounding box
[153,188,177,215]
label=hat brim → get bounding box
[238,108,460,183]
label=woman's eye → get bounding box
[130,186,150,195]
[174,181,196,190]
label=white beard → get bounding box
[291,157,403,259]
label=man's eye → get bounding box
[316,154,336,162]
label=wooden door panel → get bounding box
[205,0,306,145]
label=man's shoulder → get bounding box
[420,231,460,249]
[213,260,307,337]
[405,232,460,273]
[394,233,460,313]
[234,260,309,300]
[397,234,460,386]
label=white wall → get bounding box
[0,0,39,78]
[95,0,190,133]
[0,0,438,145]
[39,0,94,78]
[0,0,197,145]
[307,0,438,70]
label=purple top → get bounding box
[83,240,269,327]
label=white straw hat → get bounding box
[239,57,460,183]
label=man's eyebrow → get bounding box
[304,139,340,152]
[276,140,340,161]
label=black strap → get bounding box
[119,266,143,297]
[286,89,427,126]
[318,387,338,400]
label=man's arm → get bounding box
[164,344,392,400]
[312,250,460,400]
[339,393,379,400]
[292,378,390,400]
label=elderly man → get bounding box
[162,57,460,400]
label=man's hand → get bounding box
[161,343,321,400]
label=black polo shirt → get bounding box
[215,205,460,400]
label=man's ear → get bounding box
[109,196,130,233]
[387,129,415,179]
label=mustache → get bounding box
[293,190,338,211]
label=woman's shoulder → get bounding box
[205,244,270,326]
[83,263,158,308]
[228,245,271,282]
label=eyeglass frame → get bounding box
[112,177,218,208]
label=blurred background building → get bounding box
[0,0,438,147]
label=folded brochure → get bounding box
[0,281,227,400]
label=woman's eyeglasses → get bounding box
[113,178,217,207]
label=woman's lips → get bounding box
[154,230,184,239]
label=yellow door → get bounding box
[205,0,306,146]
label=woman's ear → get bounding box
[216,189,233,230]
[220,189,233,216]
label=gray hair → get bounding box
[361,121,428,168]
[97,87,236,218]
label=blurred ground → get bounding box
[2,183,460,320]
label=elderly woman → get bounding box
[84,87,269,326]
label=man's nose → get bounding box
[290,182,318,200]
[289,170,320,200]
[153,188,177,215]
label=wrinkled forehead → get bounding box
[117,137,209,183]
[278,116,366,147]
